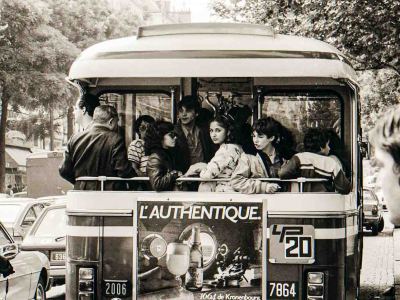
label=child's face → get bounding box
[375,147,400,225]
[209,121,227,145]
[252,131,274,151]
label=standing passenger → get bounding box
[174,95,215,173]
[59,105,136,190]
[230,117,284,194]
[279,128,350,194]
[145,121,182,191]
[185,115,243,192]
[128,115,155,176]
[74,93,100,131]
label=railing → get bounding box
[76,176,328,193]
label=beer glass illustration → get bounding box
[166,242,190,290]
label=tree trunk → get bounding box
[0,88,8,193]
[67,105,74,140]
[49,104,54,150]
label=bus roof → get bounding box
[68,23,357,81]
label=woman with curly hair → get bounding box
[185,114,243,192]
[145,121,182,191]
[231,117,289,194]
[370,105,400,225]
[127,115,155,176]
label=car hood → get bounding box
[21,236,66,250]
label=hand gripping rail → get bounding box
[75,176,328,193]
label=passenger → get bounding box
[230,117,284,194]
[59,105,136,190]
[279,128,351,194]
[185,114,243,192]
[174,95,215,173]
[145,121,183,191]
[369,105,400,225]
[324,128,349,174]
[128,115,155,176]
[74,93,100,130]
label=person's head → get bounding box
[144,121,176,154]
[135,115,155,139]
[370,105,400,224]
[177,95,201,126]
[93,105,119,131]
[7,185,11,189]
[303,128,330,155]
[252,117,282,152]
[74,93,100,126]
[209,115,237,145]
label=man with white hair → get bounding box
[60,105,136,190]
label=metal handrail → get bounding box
[76,176,328,192]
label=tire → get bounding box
[371,224,379,236]
[378,217,385,232]
[34,277,46,300]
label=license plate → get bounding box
[267,281,298,299]
[103,280,131,298]
[50,251,66,261]
[269,224,315,264]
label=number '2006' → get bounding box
[105,282,127,296]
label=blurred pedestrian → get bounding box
[370,105,400,225]
[5,184,13,196]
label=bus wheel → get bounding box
[34,277,46,300]
[372,225,379,236]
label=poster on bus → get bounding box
[136,200,263,300]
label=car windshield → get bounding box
[33,207,66,238]
[0,204,22,223]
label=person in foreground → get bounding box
[145,121,183,191]
[279,128,350,194]
[370,105,400,225]
[230,117,285,194]
[59,105,136,190]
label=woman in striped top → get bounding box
[128,115,155,176]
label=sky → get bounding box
[171,0,215,22]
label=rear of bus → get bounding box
[66,23,362,300]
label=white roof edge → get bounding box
[137,23,275,38]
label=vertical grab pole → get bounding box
[170,87,176,124]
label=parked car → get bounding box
[21,203,67,285]
[363,188,384,235]
[0,220,50,299]
[0,198,54,242]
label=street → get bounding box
[360,211,395,300]
[47,211,396,300]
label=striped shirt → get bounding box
[127,139,148,175]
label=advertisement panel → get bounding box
[137,200,263,300]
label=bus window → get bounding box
[262,93,342,148]
[100,92,172,147]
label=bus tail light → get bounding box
[307,272,324,299]
[79,267,95,300]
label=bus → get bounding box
[65,23,363,300]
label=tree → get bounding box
[212,0,400,75]
[0,0,78,191]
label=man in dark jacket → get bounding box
[174,95,215,173]
[59,105,136,190]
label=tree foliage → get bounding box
[212,0,400,74]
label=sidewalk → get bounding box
[393,228,400,298]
